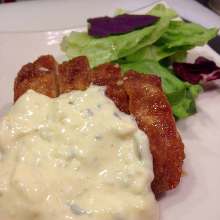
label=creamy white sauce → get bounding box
[0,86,159,220]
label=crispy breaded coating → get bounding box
[91,63,129,113]
[105,83,129,114]
[34,55,58,72]
[90,63,121,85]
[123,71,185,195]
[14,55,58,102]
[58,56,90,93]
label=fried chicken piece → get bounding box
[14,56,184,197]
[105,83,129,114]
[14,55,59,102]
[90,63,121,85]
[123,71,185,195]
[58,56,91,93]
[91,63,129,113]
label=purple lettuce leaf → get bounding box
[173,56,220,84]
[87,14,159,37]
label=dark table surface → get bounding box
[196,0,209,6]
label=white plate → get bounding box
[0,3,220,220]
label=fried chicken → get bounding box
[58,56,90,93]
[13,55,184,196]
[123,71,184,195]
[14,55,59,102]
[91,63,129,114]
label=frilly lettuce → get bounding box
[122,21,218,62]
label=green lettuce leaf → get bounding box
[120,60,202,119]
[157,21,218,49]
[122,21,218,62]
[61,5,175,67]
[159,51,187,67]
[148,4,177,19]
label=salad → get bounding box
[60,4,219,119]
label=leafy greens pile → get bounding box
[61,4,218,119]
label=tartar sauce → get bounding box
[0,86,158,220]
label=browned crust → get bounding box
[14,55,59,102]
[90,63,129,114]
[123,71,185,195]
[90,63,121,85]
[13,55,184,197]
[58,56,91,93]
[105,83,129,114]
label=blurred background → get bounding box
[0,0,219,15]
[0,0,220,15]
[0,0,219,33]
